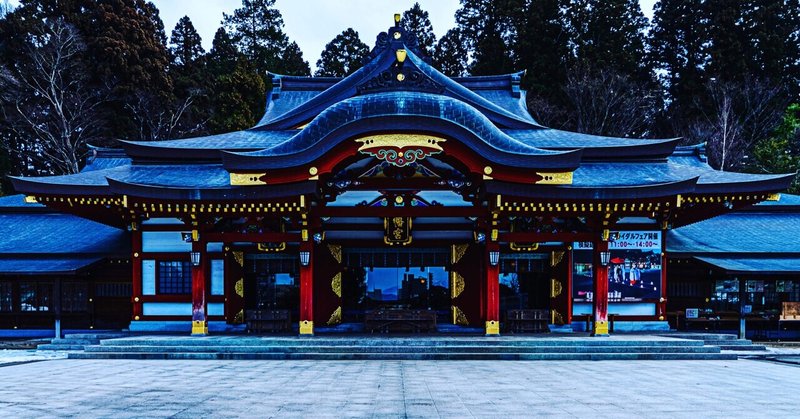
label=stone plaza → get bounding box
[0,357,799,418]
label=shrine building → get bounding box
[6,16,795,337]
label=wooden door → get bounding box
[313,243,344,326]
[549,250,571,325]
[224,249,246,324]
[450,243,484,327]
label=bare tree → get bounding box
[126,90,203,142]
[0,19,107,175]
[692,79,787,171]
[563,65,657,138]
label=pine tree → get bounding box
[704,0,749,82]
[206,27,265,133]
[208,58,265,133]
[751,103,800,192]
[315,28,370,77]
[649,0,708,134]
[513,0,571,100]
[455,0,516,75]
[568,0,651,83]
[401,3,436,58]
[281,41,311,76]
[743,0,800,95]
[223,0,288,76]
[170,16,205,68]
[432,28,468,77]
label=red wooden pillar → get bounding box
[299,241,314,335]
[191,237,208,336]
[130,223,143,322]
[592,239,610,336]
[659,228,668,321]
[485,242,500,336]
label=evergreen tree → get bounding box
[513,0,571,101]
[206,28,265,133]
[455,0,516,75]
[704,0,749,82]
[751,103,800,192]
[281,41,311,76]
[401,3,436,58]
[208,58,265,133]
[649,0,708,133]
[315,28,370,77]
[432,28,468,77]
[568,0,651,83]
[223,0,288,76]
[207,27,239,74]
[743,0,800,95]
[170,16,205,68]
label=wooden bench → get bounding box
[506,309,549,333]
[246,309,291,333]
[365,309,437,333]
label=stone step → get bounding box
[63,333,128,340]
[83,344,722,354]
[68,352,738,361]
[703,339,754,346]
[36,344,87,351]
[99,338,705,348]
[51,338,100,345]
[718,344,768,351]
[660,333,740,341]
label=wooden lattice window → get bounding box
[157,261,192,295]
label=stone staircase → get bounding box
[67,335,738,361]
[37,333,130,351]
[660,333,767,351]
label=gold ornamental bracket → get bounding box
[230,172,267,186]
[535,171,573,185]
[355,134,446,167]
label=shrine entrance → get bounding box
[338,248,455,332]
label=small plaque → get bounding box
[685,308,699,319]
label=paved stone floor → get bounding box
[0,358,798,418]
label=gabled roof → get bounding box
[0,194,129,275]
[668,195,800,255]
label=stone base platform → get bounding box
[67,334,737,361]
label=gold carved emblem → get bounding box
[327,244,342,264]
[332,272,342,298]
[257,242,286,252]
[327,306,342,325]
[535,172,573,185]
[452,305,469,326]
[232,251,244,267]
[450,272,465,299]
[551,309,564,325]
[230,172,267,186]
[355,134,446,167]
[550,279,563,298]
[235,279,244,298]
[234,309,244,324]
[451,244,468,265]
[550,251,565,267]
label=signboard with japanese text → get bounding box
[573,231,662,302]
